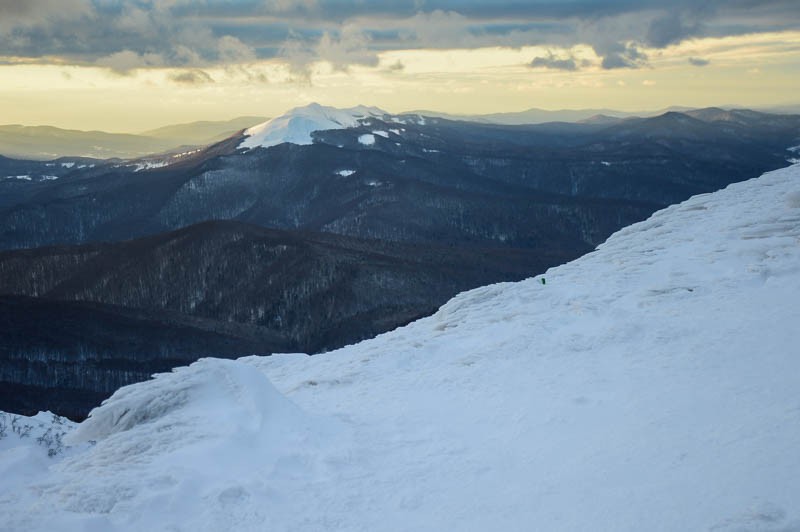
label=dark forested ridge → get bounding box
[0,220,561,418]
[0,295,284,420]
[1,107,798,418]
[0,220,562,350]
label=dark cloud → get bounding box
[645,12,704,48]
[0,0,797,71]
[169,69,215,84]
[530,52,579,71]
[596,42,648,69]
[688,57,710,66]
[386,60,405,72]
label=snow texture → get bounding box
[240,103,385,150]
[2,164,800,531]
[132,161,168,172]
[335,169,356,177]
[357,133,376,146]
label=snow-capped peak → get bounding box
[239,103,387,150]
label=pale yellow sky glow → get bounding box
[1,31,798,132]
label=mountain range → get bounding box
[0,103,798,418]
[0,116,266,160]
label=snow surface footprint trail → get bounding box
[2,164,800,531]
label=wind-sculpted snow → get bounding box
[240,103,385,150]
[1,359,340,530]
[69,358,308,443]
[2,164,800,531]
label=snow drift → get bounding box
[2,164,800,531]
[239,103,385,150]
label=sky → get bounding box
[0,0,799,132]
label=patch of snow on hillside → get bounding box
[172,149,202,159]
[133,161,168,172]
[3,164,800,531]
[358,134,376,146]
[336,169,356,177]
[372,130,389,138]
[60,162,75,168]
[3,175,32,180]
[389,128,402,135]
[240,103,386,150]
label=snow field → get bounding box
[2,164,799,531]
[240,103,385,150]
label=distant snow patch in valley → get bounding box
[787,146,800,164]
[358,134,376,146]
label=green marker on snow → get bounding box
[540,277,546,285]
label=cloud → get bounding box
[263,0,318,14]
[596,42,648,69]
[217,36,256,64]
[0,0,798,72]
[316,26,379,71]
[645,12,704,48]
[0,0,93,30]
[278,31,317,81]
[386,60,405,72]
[169,69,215,85]
[688,57,710,66]
[529,52,581,71]
[96,50,166,75]
[402,10,473,47]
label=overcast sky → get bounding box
[1,0,798,131]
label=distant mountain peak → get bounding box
[578,114,624,125]
[239,103,388,150]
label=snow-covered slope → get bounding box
[239,103,386,150]
[2,164,800,531]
